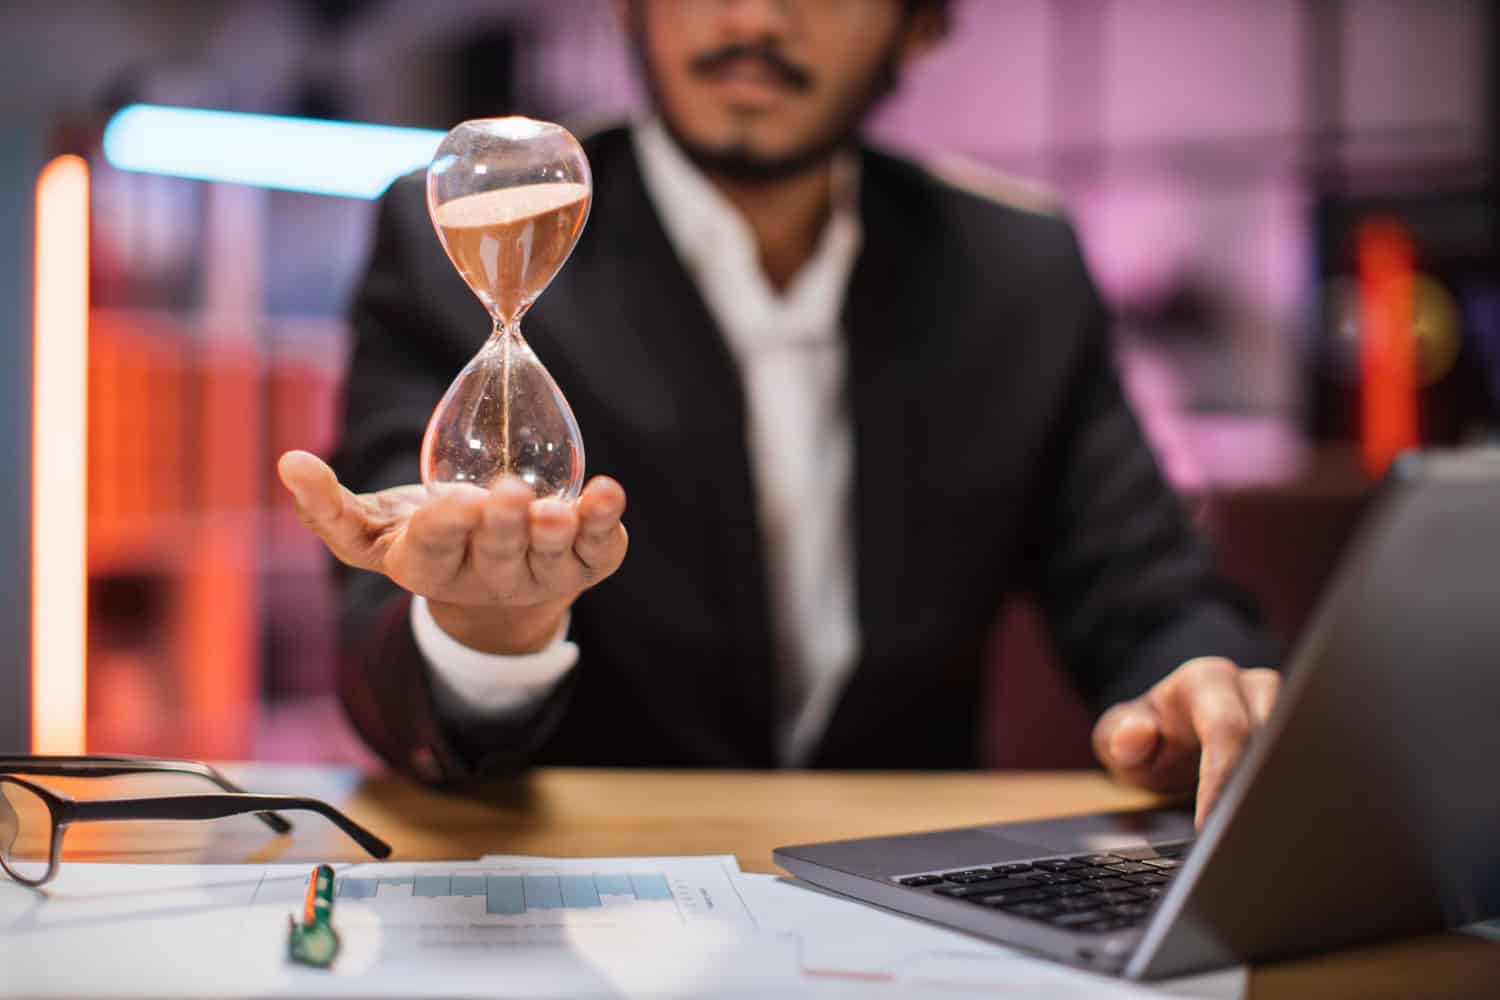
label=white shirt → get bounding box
[419,118,864,765]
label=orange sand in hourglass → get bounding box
[433,182,591,323]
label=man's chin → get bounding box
[666,127,845,185]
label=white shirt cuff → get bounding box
[412,595,579,718]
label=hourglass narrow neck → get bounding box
[484,316,526,347]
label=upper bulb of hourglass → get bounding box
[420,117,591,499]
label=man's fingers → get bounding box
[277,450,376,569]
[1172,658,1255,827]
[576,476,626,528]
[1095,686,1210,797]
[1098,660,1282,828]
[573,476,628,577]
[389,486,485,590]
[1093,701,1166,784]
[526,497,580,586]
[473,477,535,569]
[1240,667,1281,725]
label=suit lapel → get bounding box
[813,155,949,764]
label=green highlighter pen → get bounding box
[287,864,341,969]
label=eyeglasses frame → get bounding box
[0,755,294,833]
[0,757,392,887]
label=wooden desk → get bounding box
[53,765,1500,999]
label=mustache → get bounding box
[689,42,814,92]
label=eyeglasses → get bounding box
[0,755,392,887]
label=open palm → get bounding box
[277,450,627,651]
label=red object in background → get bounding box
[1356,219,1419,479]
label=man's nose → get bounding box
[713,0,796,43]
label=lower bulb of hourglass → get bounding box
[420,327,585,500]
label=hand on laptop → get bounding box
[277,450,629,655]
[1091,657,1280,829]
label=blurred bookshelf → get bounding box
[85,307,347,760]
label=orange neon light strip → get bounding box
[1356,219,1419,479]
[32,155,89,754]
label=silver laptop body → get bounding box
[775,451,1500,978]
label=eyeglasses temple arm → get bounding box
[0,758,293,835]
[68,794,391,859]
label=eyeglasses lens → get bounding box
[0,780,53,883]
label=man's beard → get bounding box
[630,27,905,185]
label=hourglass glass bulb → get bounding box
[420,117,591,499]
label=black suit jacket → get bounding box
[333,125,1271,782]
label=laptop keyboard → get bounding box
[893,841,1192,935]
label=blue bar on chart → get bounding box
[594,874,634,897]
[451,875,486,897]
[338,878,378,900]
[523,876,563,910]
[413,875,451,898]
[631,874,673,901]
[560,875,602,908]
[486,876,526,916]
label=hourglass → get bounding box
[421,117,590,499]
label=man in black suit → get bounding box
[279,0,1278,826]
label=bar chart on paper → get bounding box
[2,857,797,997]
[336,872,672,914]
[249,856,754,931]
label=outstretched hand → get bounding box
[277,450,628,654]
[1092,657,1281,828]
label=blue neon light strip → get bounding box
[102,104,443,199]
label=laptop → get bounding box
[775,450,1500,979]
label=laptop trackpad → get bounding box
[790,808,1193,877]
[988,808,1195,854]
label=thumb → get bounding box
[278,450,342,520]
[277,450,375,569]
[1093,700,1163,779]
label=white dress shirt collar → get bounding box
[631,117,862,348]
